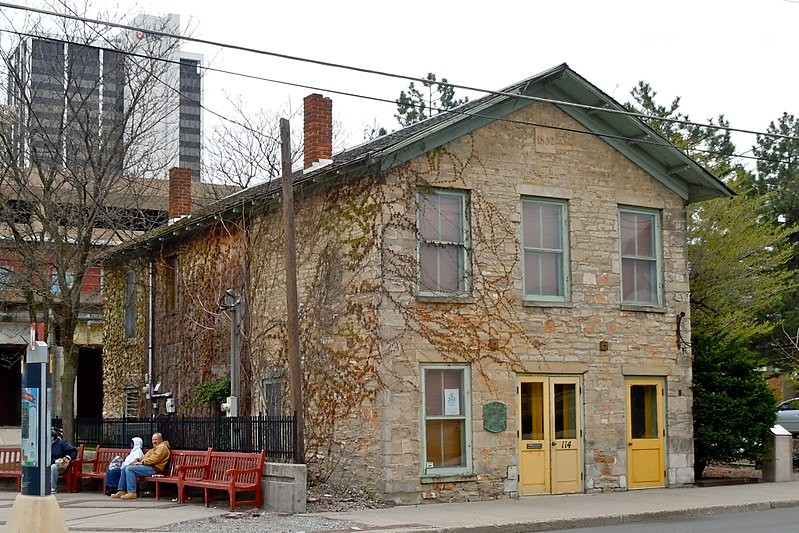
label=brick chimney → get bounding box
[168,167,192,221]
[303,93,332,170]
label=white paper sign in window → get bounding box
[444,388,460,416]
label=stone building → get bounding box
[101,64,733,503]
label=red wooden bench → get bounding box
[139,448,212,500]
[69,446,131,494]
[61,444,84,492]
[0,445,83,492]
[0,447,21,491]
[177,450,265,510]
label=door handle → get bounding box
[551,442,556,446]
[627,442,632,446]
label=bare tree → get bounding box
[205,96,350,187]
[0,1,189,440]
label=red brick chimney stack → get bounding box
[303,93,332,170]
[168,167,192,220]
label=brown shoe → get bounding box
[110,491,127,499]
[120,492,138,500]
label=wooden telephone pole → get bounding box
[280,118,304,463]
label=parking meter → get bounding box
[20,340,51,496]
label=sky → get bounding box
[7,0,799,157]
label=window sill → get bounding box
[621,304,666,313]
[522,300,572,308]
[416,295,475,304]
[421,473,477,484]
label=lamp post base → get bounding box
[5,493,68,533]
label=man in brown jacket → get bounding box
[111,433,171,500]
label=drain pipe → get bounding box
[147,259,155,418]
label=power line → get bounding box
[0,28,793,170]
[1,1,798,144]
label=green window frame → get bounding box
[619,207,662,307]
[417,189,471,297]
[521,197,570,301]
[421,364,472,476]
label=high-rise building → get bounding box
[5,13,202,179]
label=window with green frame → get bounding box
[521,197,570,301]
[417,189,470,296]
[421,364,472,476]
[619,207,662,306]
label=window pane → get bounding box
[425,368,464,416]
[622,258,657,304]
[438,195,463,243]
[425,419,465,467]
[521,382,544,440]
[620,212,638,256]
[621,212,655,258]
[554,383,576,439]
[539,203,562,249]
[631,384,658,439]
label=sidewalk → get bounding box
[2,481,799,532]
[317,481,799,532]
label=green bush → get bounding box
[187,376,231,411]
[692,332,776,478]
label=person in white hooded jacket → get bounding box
[104,437,144,495]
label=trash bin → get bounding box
[762,424,793,482]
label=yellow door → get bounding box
[626,378,665,488]
[518,376,582,495]
[519,379,548,494]
[550,378,581,493]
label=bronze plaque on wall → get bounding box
[483,401,507,433]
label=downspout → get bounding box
[147,258,155,418]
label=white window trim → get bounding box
[416,189,471,298]
[521,197,570,302]
[420,363,473,477]
[619,206,663,308]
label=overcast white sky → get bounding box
[12,0,799,154]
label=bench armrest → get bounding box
[225,467,261,483]
[176,463,210,480]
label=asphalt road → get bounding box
[553,506,799,532]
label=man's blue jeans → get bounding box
[117,464,156,493]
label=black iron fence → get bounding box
[52,415,296,462]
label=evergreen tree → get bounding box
[692,332,776,478]
[395,73,468,127]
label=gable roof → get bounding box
[106,63,733,263]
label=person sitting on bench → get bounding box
[111,432,170,500]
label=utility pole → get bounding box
[220,289,241,417]
[281,118,304,463]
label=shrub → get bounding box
[692,332,776,478]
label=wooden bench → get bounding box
[177,450,266,510]
[139,448,212,500]
[0,447,21,491]
[0,445,82,492]
[69,446,130,494]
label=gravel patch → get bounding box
[148,480,390,533]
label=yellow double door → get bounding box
[518,376,582,495]
[518,376,665,494]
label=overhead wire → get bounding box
[0,6,795,171]
[1,1,798,145]
[0,27,789,170]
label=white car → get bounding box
[776,398,799,435]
